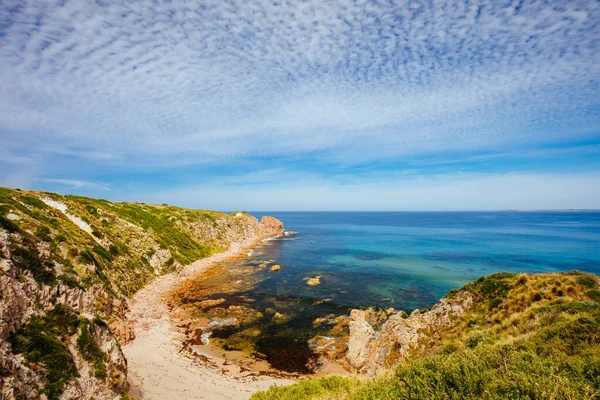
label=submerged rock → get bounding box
[304,275,322,286]
[197,298,226,308]
[270,265,281,272]
[272,312,291,323]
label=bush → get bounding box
[57,274,82,289]
[20,196,48,209]
[478,273,515,299]
[577,275,598,289]
[0,215,19,232]
[588,289,600,303]
[488,297,502,310]
[35,225,52,242]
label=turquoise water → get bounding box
[202,212,600,371]
[251,212,600,312]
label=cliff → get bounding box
[0,187,283,399]
[253,271,600,399]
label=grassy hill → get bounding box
[252,271,600,399]
[0,187,264,297]
[0,186,281,399]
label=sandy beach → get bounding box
[122,238,295,400]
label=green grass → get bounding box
[0,215,19,232]
[252,376,359,400]
[349,345,600,399]
[107,202,222,265]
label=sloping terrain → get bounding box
[252,271,600,399]
[0,187,283,399]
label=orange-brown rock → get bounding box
[109,319,136,345]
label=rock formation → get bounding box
[346,292,473,375]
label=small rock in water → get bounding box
[304,275,322,286]
[270,264,281,271]
[272,312,291,323]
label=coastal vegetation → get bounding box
[0,187,260,298]
[252,271,600,399]
[0,186,282,399]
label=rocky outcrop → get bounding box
[258,216,285,238]
[346,293,473,375]
[109,319,135,345]
[346,310,376,370]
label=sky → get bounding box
[0,0,599,211]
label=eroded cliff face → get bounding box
[347,292,473,375]
[0,187,284,399]
[0,257,129,399]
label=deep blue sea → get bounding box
[251,212,600,312]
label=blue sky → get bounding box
[0,0,599,210]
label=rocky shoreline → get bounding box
[122,224,295,400]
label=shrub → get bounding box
[57,274,82,289]
[0,215,19,232]
[109,244,119,256]
[488,297,502,310]
[85,205,99,216]
[35,225,52,242]
[588,289,600,303]
[577,275,598,289]
[20,196,48,209]
[531,292,543,302]
[477,272,515,298]
[93,245,112,261]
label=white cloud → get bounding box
[0,0,598,166]
[40,178,110,191]
[129,172,600,211]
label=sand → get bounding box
[122,238,295,400]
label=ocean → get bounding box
[194,211,600,371]
[252,211,600,311]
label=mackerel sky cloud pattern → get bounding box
[0,0,599,209]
